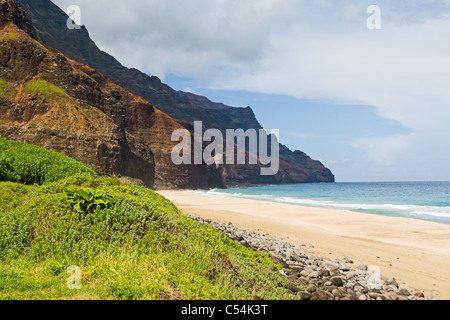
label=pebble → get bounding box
[300,268,313,277]
[339,263,350,271]
[342,257,353,264]
[306,284,316,293]
[298,291,313,300]
[398,289,412,296]
[190,216,438,301]
[358,264,367,271]
[308,271,320,279]
[368,292,383,300]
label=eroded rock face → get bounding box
[0,0,32,37]
[0,5,225,189]
[1,0,334,189]
[15,0,335,186]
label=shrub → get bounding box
[0,136,98,185]
[65,188,116,214]
[0,138,292,299]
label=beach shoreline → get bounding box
[158,190,450,300]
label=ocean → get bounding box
[204,181,450,225]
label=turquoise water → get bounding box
[205,182,450,225]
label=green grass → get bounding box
[0,138,295,300]
[23,79,69,98]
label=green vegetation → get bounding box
[0,32,16,41]
[0,80,13,97]
[0,137,293,300]
[23,79,69,98]
[66,188,116,214]
[0,136,97,185]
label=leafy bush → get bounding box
[0,182,36,212]
[0,192,167,261]
[0,136,98,185]
[0,139,292,300]
[65,188,116,214]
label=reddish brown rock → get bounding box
[0,4,224,189]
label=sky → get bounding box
[53,0,450,182]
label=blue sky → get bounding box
[53,0,450,182]
[167,77,413,182]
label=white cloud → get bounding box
[53,0,300,79]
[213,4,450,178]
[351,134,416,167]
[51,0,450,180]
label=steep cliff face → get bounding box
[16,0,335,185]
[0,0,31,36]
[0,0,225,189]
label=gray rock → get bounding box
[386,292,399,300]
[347,289,357,297]
[383,284,398,292]
[397,289,411,296]
[339,263,350,271]
[285,282,302,293]
[330,277,344,287]
[358,264,368,271]
[298,291,313,300]
[368,292,383,299]
[189,215,435,301]
[345,281,355,289]
[356,270,368,277]
[342,257,353,264]
[360,286,370,294]
[278,269,287,276]
[332,289,345,298]
[315,289,334,300]
[324,261,339,269]
[239,240,251,248]
[291,252,305,262]
[300,268,313,277]
[384,278,399,287]
[306,284,316,293]
[319,269,330,278]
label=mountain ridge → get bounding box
[2,0,335,187]
[15,0,334,185]
[0,0,225,189]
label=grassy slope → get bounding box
[0,136,295,300]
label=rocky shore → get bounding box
[191,216,438,301]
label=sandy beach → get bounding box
[159,190,450,300]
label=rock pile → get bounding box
[191,216,438,300]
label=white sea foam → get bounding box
[273,196,450,220]
[206,189,450,223]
